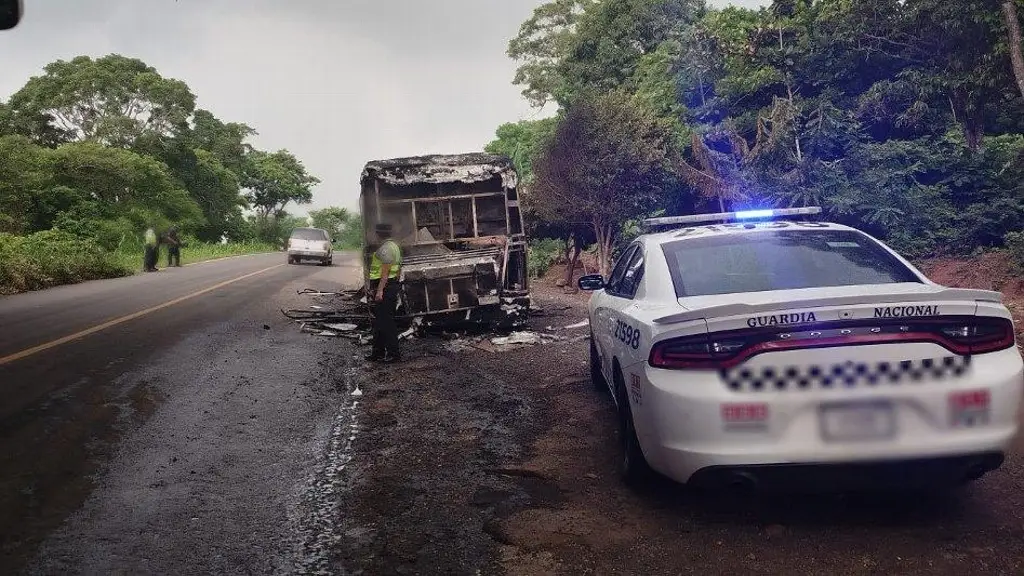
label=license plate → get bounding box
[478,295,499,305]
[820,401,895,442]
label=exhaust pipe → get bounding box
[724,471,758,495]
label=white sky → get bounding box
[0,0,768,214]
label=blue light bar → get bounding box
[643,206,822,228]
[734,209,775,219]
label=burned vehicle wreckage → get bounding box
[360,153,531,329]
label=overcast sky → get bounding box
[0,0,767,215]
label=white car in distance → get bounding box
[580,207,1023,493]
[287,227,333,266]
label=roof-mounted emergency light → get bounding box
[643,206,822,228]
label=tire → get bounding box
[287,256,295,265]
[615,369,652,486]
[589,332,608,393]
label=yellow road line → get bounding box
[0,264,284,367]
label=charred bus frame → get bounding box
[359,153,530,326]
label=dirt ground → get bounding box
[326,257,1024,576]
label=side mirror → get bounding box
[578,274,605,291]
[0,0,22,30]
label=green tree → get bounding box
[508,0,595,107]
[484,117,559,185]
[6,55,196,148]
[531,90,675,276]
[49,142,203,229]
[242,150,320,236]
[188,109,257,176]
[558,0,704,104]
[309,204,358,238]
[0,135,51,234]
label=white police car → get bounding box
[579,207,1023,492]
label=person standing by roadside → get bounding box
[143,226,159,272]
[166,226,182,267]
[366,222,403,363]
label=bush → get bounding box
[0,230,132,294]
[1004,231,1024,271]
[528,238,563,279]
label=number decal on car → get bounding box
[614,319,641,350]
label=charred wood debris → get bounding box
[281,287,591,350]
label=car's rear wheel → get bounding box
[589,333,608,393]
[287,256,295,265]
[614,368,652,486]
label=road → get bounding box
[4,252,1024,575]
[0,252,362,574]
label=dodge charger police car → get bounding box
[579,207,1023,492]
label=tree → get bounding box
[309,206,356,240]
[508,0,595,107]
[0,135,51,234]
[131,108,258,242]
[309,207,364,249]
[6,54,196,147]
[49,142,203,225]
[484,118,559,185]
[250,211,310,248]
[558,0,704,104]
[189,109,257,176]
[1004,0,1024,99]
[242,149,319,222]
[531,90,675,276]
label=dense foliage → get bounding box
[309,207,363,250]
[0,55,319,243]
[490,0,1024,273]
[0,54,321,291]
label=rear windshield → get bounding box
[290,228,327,241]
[661,229,921,297]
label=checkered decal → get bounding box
[720,356,972,392]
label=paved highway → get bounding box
[0,252,362,574]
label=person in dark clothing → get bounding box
[366,222,403,363]
[166,226,182,267]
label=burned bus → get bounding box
[359,153,530,327]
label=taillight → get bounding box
[649,334,746,369]
[939,317,1016,354]
[649,316,1016,371]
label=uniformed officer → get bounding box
[143,226,159,272]
[366,222,403,363]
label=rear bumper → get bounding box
[630,344,1024,486]
[687,451,1005,492]
[288,250,330,258]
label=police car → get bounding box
[579,207,1023,492]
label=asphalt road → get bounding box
[0,252,362,574]
[5,251,1024,575]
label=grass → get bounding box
[0,230,133,295]
[112,240,278,272]
[0,231,278,295]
